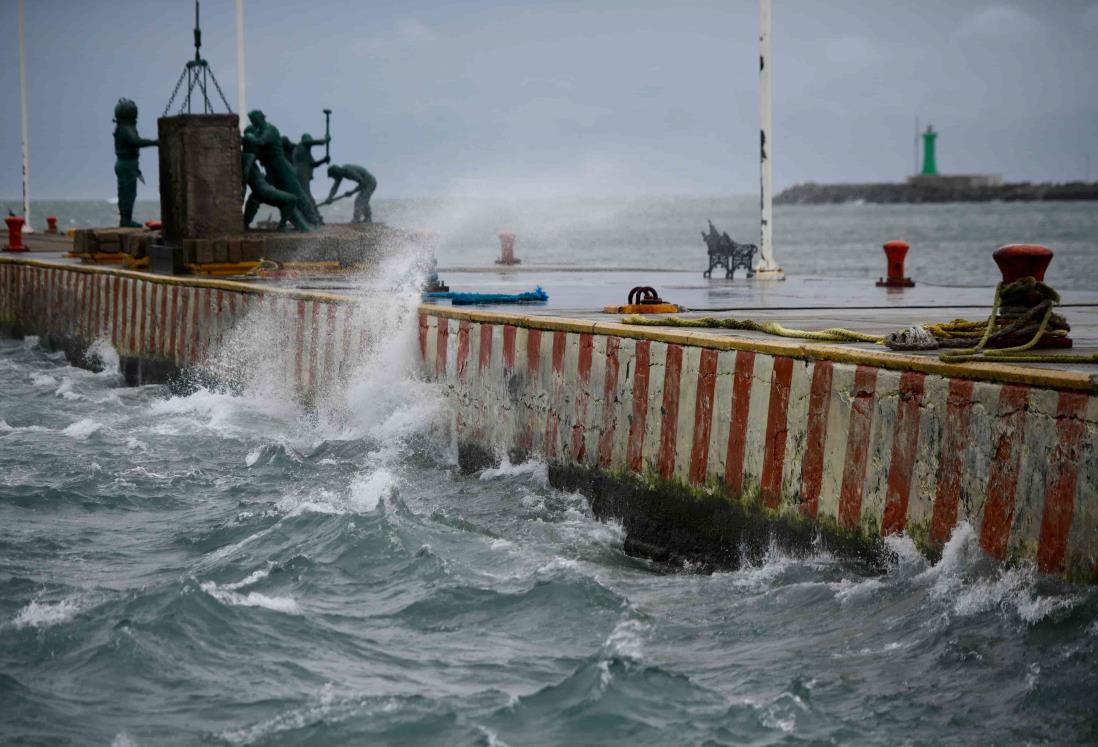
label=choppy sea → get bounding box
[2,198,1098,745]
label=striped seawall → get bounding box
[0,259,364,399]
[420,309,1098,582]
[3,258,1097,581]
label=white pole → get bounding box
[236,0,246,129]
[755,0,781,278]
[18,0,34,232]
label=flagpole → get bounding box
[755,0,782,278]
[19,0,34,232]
[236,0,246,128]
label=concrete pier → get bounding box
[3,254,1096,581]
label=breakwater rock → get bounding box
[775,180,1098,205]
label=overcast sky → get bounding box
[2,0,1096,199]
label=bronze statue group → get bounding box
[113,99,377,232]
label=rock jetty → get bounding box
[775,180,1098,205]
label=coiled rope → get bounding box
[621,277,1098,364]
[620,315,885,344]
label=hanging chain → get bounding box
[163,67,189,117]
[163,63,234,116]
[207,67,233,113]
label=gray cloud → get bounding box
[1,0,1096,199]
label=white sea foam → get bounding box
[12,597,88,629]
[536,557,582,577]
[0,421,50,436]
[603,617,647,662]
[30,373,57,387]
[1025,662,1041,691]
[480,457,548,483]
[278,490,346,516]
[833,640,906,658]
[0,418,10,433]
[883,532,929,577]
[760,701,798,734]
[55,377,84,401]
[832,577,887,606]
[244,447,263,467]
[915,522,989,584]
[220,684,402,745]
[200,580,299,614]
[474,726,510,747]
[275,468,396,517]
[62,418,103,439]
[219,567,272,591]
[147,388,297,433]
[728,543,805,591]
[204,527,274,566]
[348,468,396,511]
[111,733,138,747]
[915,522,1077,624]
[86,338,121,376]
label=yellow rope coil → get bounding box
[621,277,1097,365]
[620,315,884,344]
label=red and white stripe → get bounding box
[1,263,362,401]
[419,314,1098,580]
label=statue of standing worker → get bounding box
[291,133,330,225]
[243,110,318,228]
[324,164,378,224]
[112,98,158,228]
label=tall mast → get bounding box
[18,0,33,232]
[236,0,246,129]
[755,0,782,278]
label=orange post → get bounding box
[3,214,27,252]
[876,240,914,287]
[495,230,520,266]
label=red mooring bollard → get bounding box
[991,243,1071,349]
[46,216,58,234]
[992,243,1053,283]
[495,230,520,266]
[876,240,914,287]
[3,214,27,252]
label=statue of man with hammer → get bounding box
[291,133,330,225]
[323,164,378,224]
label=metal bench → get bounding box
[702,220,756,279]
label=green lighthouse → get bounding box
[921,124,938,176]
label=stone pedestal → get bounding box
[157,114,242,247]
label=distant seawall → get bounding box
[775,181,1098,205]
[3,256,1097,582]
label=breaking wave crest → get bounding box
[12,597,92,629]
